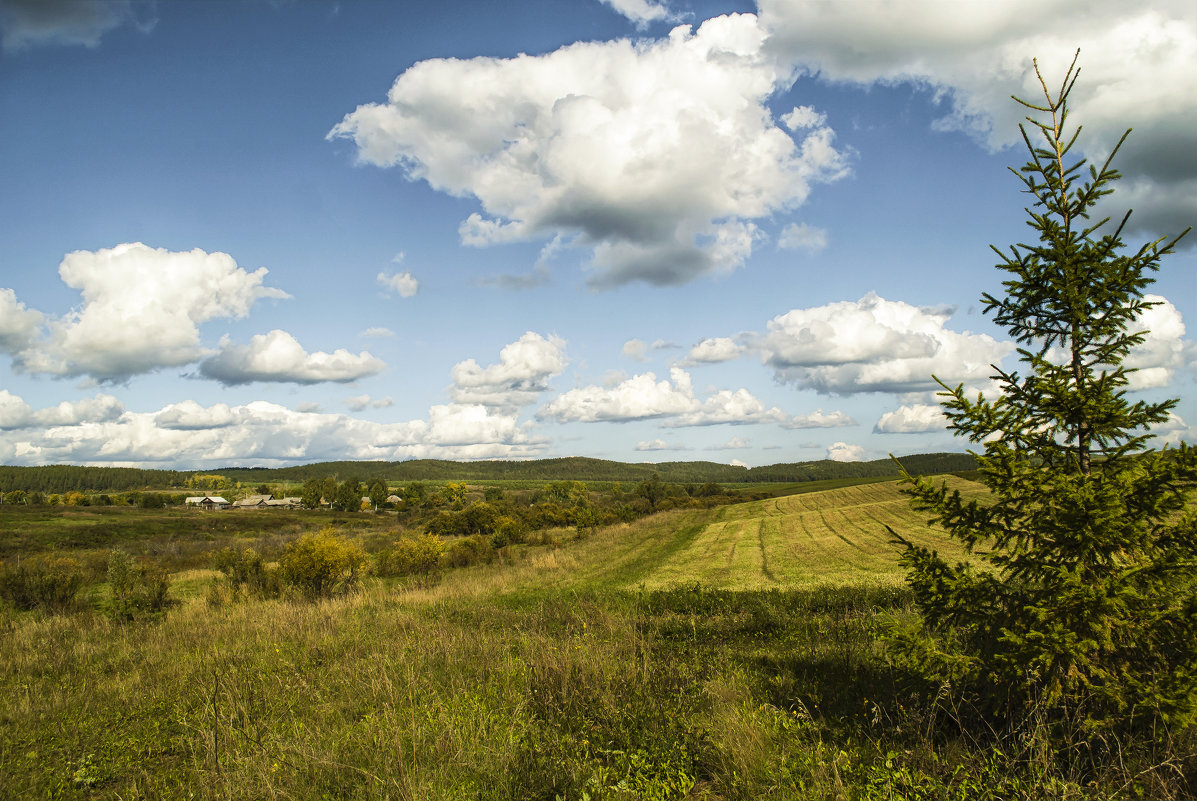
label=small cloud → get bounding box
[345,394,394,412]
[782,409,855,429]
[684,337,743,365]
[730,458,749,468]
[473,264,551,291]
[874,404,947,434]
[598,0,680,29]
[636,438,680,451]
[623,339,648,362]
[361,327,396,339]
[827,441,866,462]
[781,106,827,130]
[708,436,751,450]
[778,222,828,254]
[378,270,419,298]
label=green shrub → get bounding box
[375,533,444,577]
[441,534,495,569]
[278,528,368,599]
[211,546,281,599]
[106,548,173,621]
[0,556,85,613]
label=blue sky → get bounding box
[0,0,1193,469]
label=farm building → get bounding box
[185,496,231,510]
[232,495,304,509]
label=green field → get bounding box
[0,476,1188,800]
[477,477,984,594]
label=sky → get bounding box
[0,0,1193,470]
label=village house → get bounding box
[185,495,231,510]
[232,494,304,509]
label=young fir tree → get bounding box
[891,53,1196,734]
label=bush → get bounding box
[441,534,495,569]
[211,546,281,599]
[278,528,368,599]
[375,533,445,577]
[0,556,85,613]
[107,548,173,621]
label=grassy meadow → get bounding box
[1,477,1191,799]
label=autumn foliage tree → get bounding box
[891,53,1196,737]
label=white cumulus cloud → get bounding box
[757,0,1197,236]
[599,0,679,29]
[449,332,567,409]
[762,292,1011,394]
[3,243,289,382]
[199,329,385,386]
[377,270,419,298]
[154,400,238,430]
[329,13,850,288]
[540,366,789,427]
[777,222,828,254]
[0,399,548,467]
[827,441,867,462]
[0,390,124,430]
[1124,294,1195,389]
[0,288,43,354]
[874,403,948,433]
[684,337,743,365]
[782,408,856,429]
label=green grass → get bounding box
[494,478,985,593]
[0,477,1190,800]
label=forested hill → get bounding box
[0,453,977,493]
[215,453,976,484]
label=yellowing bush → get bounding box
[278,528,368,599]
[376,533,444,577]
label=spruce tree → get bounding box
[891,53,1196,734]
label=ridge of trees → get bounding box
[0,453,977,494]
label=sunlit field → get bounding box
[1,477,1190,799]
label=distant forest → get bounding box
[0,453,977,494]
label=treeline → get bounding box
[0,453,978,494]
[214,453,977,485]
[0,465,190,494]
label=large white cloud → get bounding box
[761,292,1012,394]
[5,243,289,382]
[199,329,385,386]
[0,390,124,430]
[539,366,790,426]
[329,13,850,287]
[449,332,568,409]
[0,398,546,467]
[757,0,1197,235]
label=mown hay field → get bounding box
[502,476,987,593]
